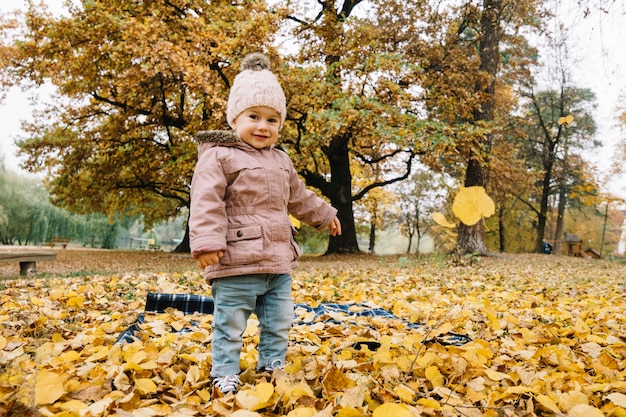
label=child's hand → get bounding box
[196,250,224,269]
[328,217,342,236]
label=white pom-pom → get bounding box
[240,53,271,72]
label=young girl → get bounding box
[189,53,341,395]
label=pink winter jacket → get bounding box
[189,130,338,280]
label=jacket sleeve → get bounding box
[189,145,228,257]
[285,157,337,230]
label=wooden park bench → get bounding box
[0,251,57,276]
[47,237,71,248]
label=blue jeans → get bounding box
[210,273,293,377]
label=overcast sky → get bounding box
[1,1,625,200]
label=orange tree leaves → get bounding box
[1,0,283,227]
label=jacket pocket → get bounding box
[221,224,264,265]
[290,235,302,259]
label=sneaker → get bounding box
[213,374,241,394]
[258,359,284,373]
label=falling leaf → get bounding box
[432,212,456,228]
[452,186,495,226]
[558,114,574,125]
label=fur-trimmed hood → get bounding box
[195,130,242,145]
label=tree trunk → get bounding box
[534,163,552,253]
[458,221,487,254]
[553,143,569,254]
[175,220,191,253]
[456,0,502,255]
[498,205,505,252]
[326,198,360,254]
[368,220,376,253]
[324,134,361,254]
[553,180,567,254]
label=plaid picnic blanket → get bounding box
[115,292,471,346]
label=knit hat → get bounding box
[226,53,287,128]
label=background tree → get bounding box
[0,0,283,252]
[6,0,608,257]
[615,99,626,187]
[395,167,448,254]
[405,0,546,255]
[517,86,598,253]
[277,0,437,253]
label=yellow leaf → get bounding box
[338,386,365,409]
[574,318,590,334]
[135,378,158,395]
[197,389,211,402]
[57,399,88,412]
[255,382,274,403]
[559,390,588,411]
[484,369,510,382]
[178,353,200,363]
[140,360,158,370]
[236,383,275,411]
[609,407,626,417]
[67,295,84,308]
[425,366,445,387]
[88,398,115,415]
[606,393,626,408]
[536,394,561,414]
[393,384,415,404]
[336,408,363,417]
[416,398,441,409]
[452,186,495,226]
[185,365,200,384]
[432,212,455,228]
[30,296,45,306]
[0,335,7,350]
[287,407,316,417]
[567,404,604,417]
[230,411,262,417]
[60,350,81,363]
[372,403,412,417]
[289,214,301,228]
[125,350,147,364]
[86,345,110,362]
[34,370,67,405]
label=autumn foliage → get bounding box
[2,250,626,416]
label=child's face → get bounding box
[232,106,281,149]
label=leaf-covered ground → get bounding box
[1,249,626,417]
